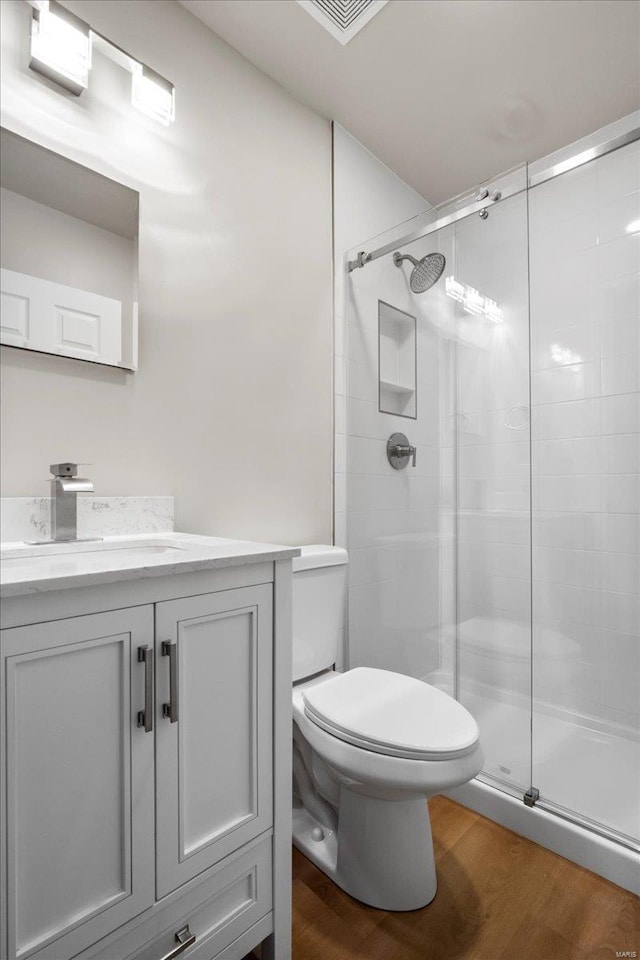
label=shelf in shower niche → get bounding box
[379,300,417,419]
[379,379,415,396]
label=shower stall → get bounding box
[342,115,639,883]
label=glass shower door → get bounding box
[452,187,533,798]
[529,139,640,843]
[344,128,639,848]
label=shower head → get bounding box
[393,251,446,293]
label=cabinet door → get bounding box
[1,607,155,960]
[155,585,273,898]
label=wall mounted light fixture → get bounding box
[131,64,175,127]
[29,0,91,95]
[27,0,175,125]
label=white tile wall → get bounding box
[345,238,450,683]
[333,123,432,674]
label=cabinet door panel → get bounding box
[156,586,273,898]
[1,607,154,960]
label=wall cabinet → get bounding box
[1,563,292,960]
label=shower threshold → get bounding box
[445,776,640,896]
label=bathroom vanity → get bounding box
[0,533,298,960]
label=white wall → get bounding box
[0,0,332,545]
[331,124,435,674]
[332,125,430,319]
[332,124,429,546]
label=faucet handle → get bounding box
[49,462,92,478]
[50,462,78,477]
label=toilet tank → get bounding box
[292,545,348,682]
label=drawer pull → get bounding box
[160,924,196,960]
[137,645,153,733]
[162,641,178,723]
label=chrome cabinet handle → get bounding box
[162,641,178,723]
[159,925,196,960]
[137,646,153,733]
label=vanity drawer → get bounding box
[84,836,272,960]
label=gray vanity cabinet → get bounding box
[1,564,290,960]
[0,606,156,960]
[155,585,273,898]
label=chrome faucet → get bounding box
[49,463,95,542]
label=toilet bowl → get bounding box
[291,546,483,911]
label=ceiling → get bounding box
[180,0,640,204]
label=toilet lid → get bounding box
[302,667,479,761]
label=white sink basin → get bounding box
[1,539,190,577]
[0,532,300,597]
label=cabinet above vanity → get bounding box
[0,531,298,960]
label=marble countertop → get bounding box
[0,532,300,598]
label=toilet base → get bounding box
[293,789,437,911]
[292,803,338,876]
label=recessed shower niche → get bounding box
[0,128,139,370]
[378,299,417,418]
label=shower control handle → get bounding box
[395,443,416,466]
[387,433,416,470]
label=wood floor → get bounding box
[290,796,640,960]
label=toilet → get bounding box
[291,545,483,911]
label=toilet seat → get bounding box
[302,667,479,761]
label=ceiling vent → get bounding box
[297,0,388,45]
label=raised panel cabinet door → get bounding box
[155,585,274,898]
[0,268,123,365]
[0,607,155,960]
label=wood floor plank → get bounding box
[496,912,588,960]
[428,795,478,849]
[539,862,640,958]
[292,845,389,942]
[291,797,640,960]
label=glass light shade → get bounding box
[30,1,91,95]
[131,64,175,126]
